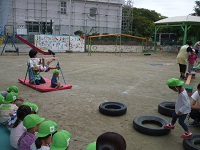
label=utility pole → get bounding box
[68,0,71,51]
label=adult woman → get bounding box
[176,41,193,80]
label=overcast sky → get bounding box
[133,0,196,17]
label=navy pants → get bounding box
[171,112,188,131]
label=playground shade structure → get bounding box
[18,77,72,92]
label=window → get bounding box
[26,22,52,34]
[90,7,97,17]
[61,1,66,14]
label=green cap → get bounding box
[36,120,58,137]
[166,78,184,87]
[22,102,39,113]
[23,114,45,129]
[7,85,18,93]
[53,69,60,75]
[0,94,5,105]
[85,142,96,150]
[4,92,18,104]
[50,130,71,150]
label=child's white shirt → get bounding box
[10,121,26,149]
[30,143,50,150]
[175,89,191,114]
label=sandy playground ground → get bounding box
[1,51,200,150]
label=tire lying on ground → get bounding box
[158,102,175,117]
[133,115,171,136]
[99,102,127,116]
[183,134,200,150]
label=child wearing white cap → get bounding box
[18,114,45,150]
[31,120,58,150]
[50,130,71,150]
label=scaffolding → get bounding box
[2,0,124,36]
[122,0,134,34]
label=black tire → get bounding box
[133,115,171,136]
[158,102,175,117]
[99,102,127,116]
[183,134,200,150]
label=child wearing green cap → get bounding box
[0,92,18,123]
[22,102,39,114]
[28,49,58,85]
[164,78,192,139]
[18,114,45,150]
[0,85,18,101]
[50,130,71,150]
[31,120,58,150]
[51,69,62,88]
[10,105,32,149]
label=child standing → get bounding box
[51,69,62,88]
[10,105,32,149]
[188,49,198,74]
[18,114,45,150]
[164,78,192,139]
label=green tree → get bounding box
[122,7,166,37]
[192,1,200,16]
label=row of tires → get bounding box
[99,101,199,150]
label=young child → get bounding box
[28,49,58,85]
[7,85,19,93]
[18,114,45,150]
[30,120,58,150]
[50,130,71,150]
[22,102,39,114]
[164,78,192,139]
[85,132,126,150]
[10,105,32,149]
[188,49,198,74]
[51,69,62,88]
[0,85,18,101]
[28,49,46,85]
[0,92,18,123]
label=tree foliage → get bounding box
[122,7,166,37]
[122,1,200,41]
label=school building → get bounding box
[0,0,124,36]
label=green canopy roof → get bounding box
[154,15,200,50]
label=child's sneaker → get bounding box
[164,123,175,129]
[188,121,200,126]
[180,132,192,139]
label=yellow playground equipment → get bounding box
[0,36,5,46]
[88,34,148,56]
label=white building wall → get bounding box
[6,0,123,35]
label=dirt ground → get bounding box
[1,51,200,150]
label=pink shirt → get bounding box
[188,53,197,64]
[10,121,26,149]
